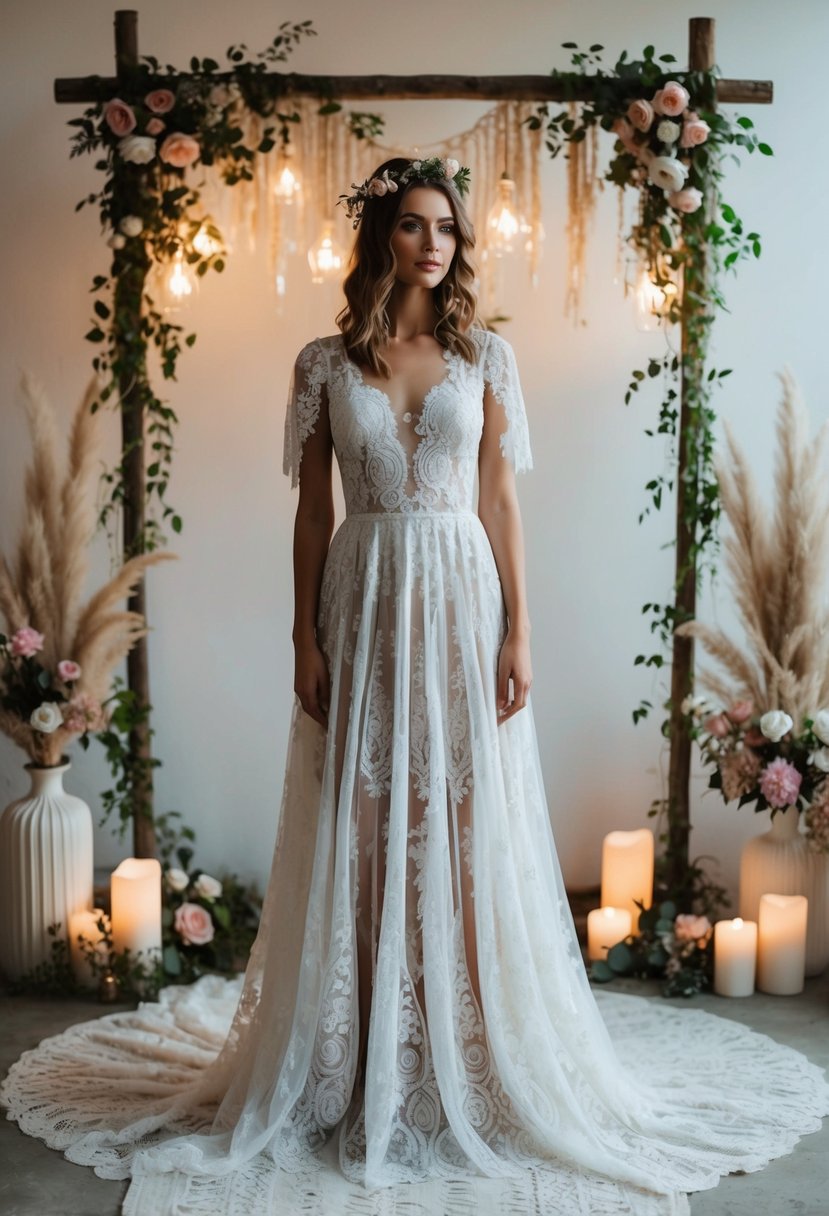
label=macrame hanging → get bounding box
[563,102,602,325]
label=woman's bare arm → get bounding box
[477,383,532,723]
[292,376,335,728]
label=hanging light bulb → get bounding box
[633,265,670,332]
[485,172,528,257]
[153,248,198,313]
[273,143,303,206]
[192,221,223,258]
[307,220,345,285]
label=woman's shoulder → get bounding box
[465,325,514,365]
[293,334,342,370]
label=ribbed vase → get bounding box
[739,804,829,977]
[0,758,93,980]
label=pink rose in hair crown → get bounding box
[158,132,201,168]
[652,81,690,117]
[10,626,44,658]
[146,117,166,136]
[626,99,654,133]
[144,89,176,115]
[759,757,802,809]
[103,98,137,136]
[57,659,82,682]
[174,901,215,946]
[680,111,710,148]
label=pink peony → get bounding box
[653,81,690,117]
[627,98,655,132]
[144,88,176,114]
[62,693,105,734]
[703,713,731,738]
[103,98,137,136]
[174,901,215,946]
[728,699,755,724]
[146,117,166,136]
[668,187,703,214]
[674,913,712,943]
[759,757,802,809]
[10,626,44,657]
[158,132,201,168]
[680,111,711,148]
[57,659,81,682]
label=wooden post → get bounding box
[113,10,157,859]
[665,16,716,893]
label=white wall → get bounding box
[2,0,827,909]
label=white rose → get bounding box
[809,747,829,773]
[647,155,688,192]
[657,120,680,145]
[812,709,829,746]
[165,867,190,892]
[760,710,793,743]
[107,233,126,250]
[118,215,143,237]
[117,134,157,165]
[193,872,223,901]
[30,702,64,733]
[442,157,460,178]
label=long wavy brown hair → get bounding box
[335,157,482,377]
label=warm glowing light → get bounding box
[633,265,680,331]
[307,221,345,284]
[193,224,222,257]
[157,248,198,312]
[485,174,527,257]
[274,144,303,205]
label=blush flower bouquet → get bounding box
[161,860,262,981]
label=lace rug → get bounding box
[2,973,827,1216]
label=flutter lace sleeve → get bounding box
[282,339,328,489]
[483,330,534,475]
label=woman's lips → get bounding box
[416,261,441,270]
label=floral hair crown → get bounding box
[337,155,471,229]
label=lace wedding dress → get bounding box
[2,327,829,1216]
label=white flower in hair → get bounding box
[442,158,460,179]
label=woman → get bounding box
[3,155,828,1216]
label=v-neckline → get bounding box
[339,335,455,424]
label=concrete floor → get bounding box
[0,970,827,1216]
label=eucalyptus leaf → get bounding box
[607,942,633,973]
[590,960,614,982]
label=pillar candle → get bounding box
[600,829,654,934]
[713,917,757,997]
[587,906,632,961]
[68,907,110,987]
[110,858,162,967]
[757,893,808,995]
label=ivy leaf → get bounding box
[93,299,111,320]
[607,941,633,973]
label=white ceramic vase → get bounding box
[0,758,93,980]
[739,804,829,977]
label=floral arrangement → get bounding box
[338,154,471,228]
[591,900,714,998]
[676,371,829,853]
[161,862,259,979]
[0,375,174,767]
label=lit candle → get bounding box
[587,906,632,961]
[110,858,162,968]
[600,829,654,934]
[713,917,757,997]
[68,907,110,987]
[757,894,808,995]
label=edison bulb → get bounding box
[485,174,527,257]
[307,221,345,284]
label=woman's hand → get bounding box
[294,639,330,729]
[496,627,532,723]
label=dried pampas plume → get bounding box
[676,370,829,733]
[0,374,177,764]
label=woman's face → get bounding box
[389,186,458,288]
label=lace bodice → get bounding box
[283,328,533,514]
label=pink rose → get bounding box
[174,901,215,946]
[728,699,754,724]
[144,89,176,115]
[674,913,712,943]
[158,132,201,168]
[103,98,137,136]
[653,81,690,118]
[10,626,44,657]
[680,112,710,148]
[57,659,81,682]
[703,713,731,738]
[62,693,105,734]
[146,117,166,136]
[759,757,802,809]
[626,99,654,132]
[611,117,639,157]
[668,187,703,214]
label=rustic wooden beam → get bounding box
[54,72,773,107]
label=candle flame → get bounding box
[732,917,744,929]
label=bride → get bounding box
[2,154,828,1216]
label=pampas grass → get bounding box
[676,370,829,733]
[0,374,176,766]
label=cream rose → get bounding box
[647,155,688,192]
[107,233,126,250]
[193,872,223,901]
[159,132,201,168]
[760,710,793,742]
[174,901,215,946]
[117,134,157,165]
[674,913,712,943]
[146,117,166,136]
[441,157,460,179]
[208,82,241,108]
[118,215,143,238]
[812,709,829,745]
[809,747,829,773]
[30,702,63,734]
[655,81,690,117]
[626,99,654,133]
[165,867,190,893]
[668,187,703,214]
